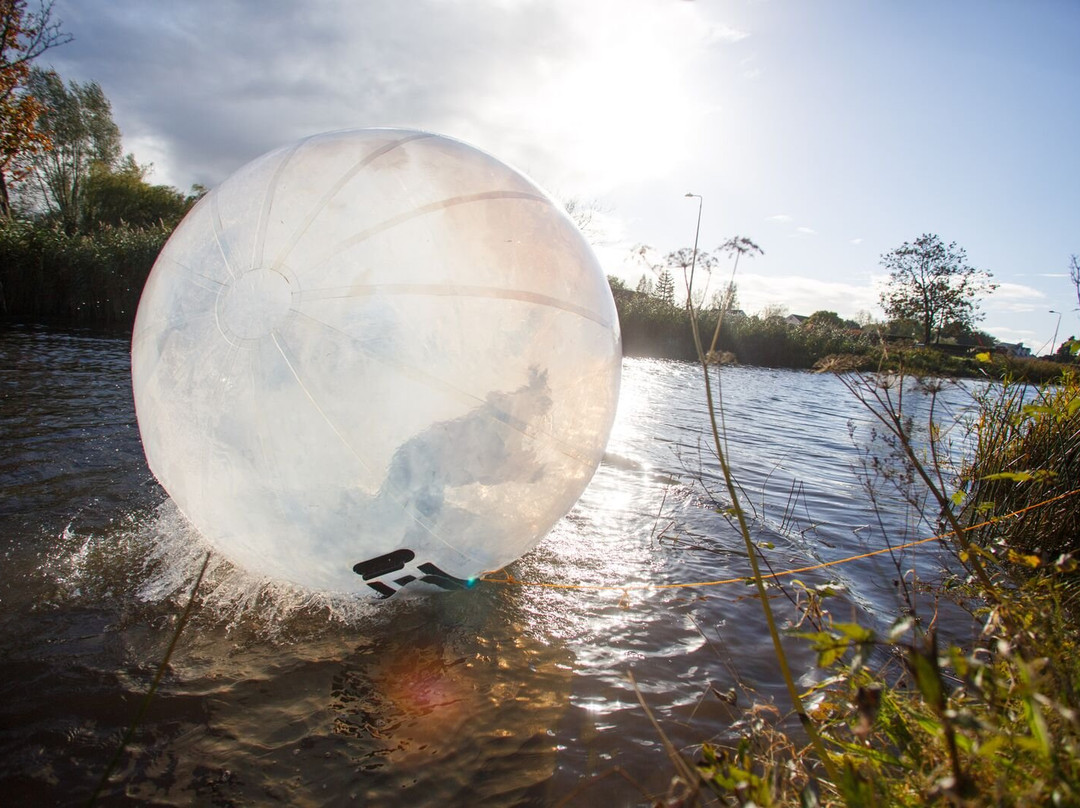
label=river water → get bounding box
[0,326,984,806]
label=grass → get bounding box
[780,551,1080,807]
[964,369,1080,563]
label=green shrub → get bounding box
[0,219,169,325]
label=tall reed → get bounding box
[0,219,168,325]
[682,269,840,796]
[964,370,1080,564]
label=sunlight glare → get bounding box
[485,1,721,193]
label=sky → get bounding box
[42,0,1080,352]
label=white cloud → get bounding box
[986,282,1048,313]
[765,216,816,239]
[982,325,1039,345]
[994,282,1047,300]
[52,0,733,198]
[41,0,1080,354]
[739,55,761,79]
[708,24,751,45]
[729,273,880,319]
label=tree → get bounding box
[82,154,195,230]
[0,0,70,217]
[1054,336,1078,364]
[709,280,739,313]
[654,267,675,307]
[760,303,789,321]
[628,243,670,303]
[1069,254,1079,312]
[563,196,609,245]
[0,2,68,78]
[805,310,844,330]
[25,67,121,231]
[0,62,47,215]
[879,233,996,345]
[885,317,922,340]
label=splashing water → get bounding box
[50,500,381,636]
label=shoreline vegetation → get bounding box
[608,279,1072,384]
[0,218,1074,385]
[660,285,1080,805]
[0,219,169,328]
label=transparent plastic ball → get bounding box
[131,129,621,597]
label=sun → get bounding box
[475,0,723,194]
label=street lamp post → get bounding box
[1050,309,1062,354]
[685,193,702,302]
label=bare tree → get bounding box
[760,303,789,320]
[1069,254,1080,312]
[0,0,69,81]
[562,197,605,241]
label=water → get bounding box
[0,327,984,805]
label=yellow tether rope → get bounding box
[479,488,1080,593]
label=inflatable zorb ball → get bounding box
[131,129,621,597]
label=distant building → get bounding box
[784,314,808,327]
[995,342,1032,359]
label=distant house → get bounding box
[784,314,808,327]
[995,342,1032,359]
[934,342,975,357]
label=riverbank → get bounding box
[613,290,1072,382]
[2,218,1072,382]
